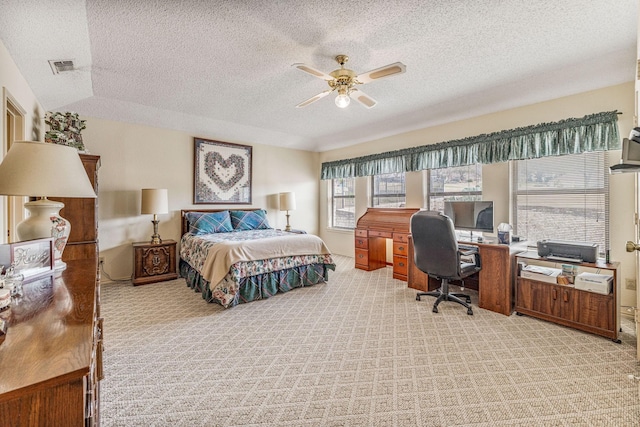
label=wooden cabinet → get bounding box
[354,208,420,281]
[0,258,102,425]
[515,252,620,341]
[407,237,517,316]
[133,240,178,285]
[51,153,100,262]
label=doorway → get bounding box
[3,87,27,244]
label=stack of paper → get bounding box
[520,264,562,284]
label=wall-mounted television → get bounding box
[443,201,494,233]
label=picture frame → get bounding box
[193,138,252,204]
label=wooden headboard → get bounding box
[180,208,263,236]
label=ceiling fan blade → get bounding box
[296,90,332,108]
[292,63,334,81]
[357,62,406,84]
[349,88,377,109]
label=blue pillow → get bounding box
[186,211,233,235]
[230,209,271,230]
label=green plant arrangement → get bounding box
[44,111,87,152]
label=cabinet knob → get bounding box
[399,246,404,251]
[399,262,405,267]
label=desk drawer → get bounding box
[393,241,408,256]
[393,233,408,243]
[369,230,392,239]
[393,255,408,276]
[355,236,368,249]
[355,229,368,238]
[355,249,369,269]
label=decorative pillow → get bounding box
[230,209,271,231]
[186,211,233,235]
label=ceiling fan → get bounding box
[292,55,406,109]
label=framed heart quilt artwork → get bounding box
[193,138,252,204]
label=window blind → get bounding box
[513,151,608,254]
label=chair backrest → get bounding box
[410,210,460,279]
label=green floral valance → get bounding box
[320,110,620,179]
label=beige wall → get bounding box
[82,117,320,280]
[318,83,638,310]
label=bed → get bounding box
[179,209,335,308]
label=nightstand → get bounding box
[132,240,178,286]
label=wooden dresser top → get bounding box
[0,258,98,400]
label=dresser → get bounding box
[52,153,100,262]
[0,258,103,425]
[355,208,420,281]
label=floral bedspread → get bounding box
[180,229,334,283]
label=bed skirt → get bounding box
[179,259,335,308]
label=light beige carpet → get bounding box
[100,255,640,426]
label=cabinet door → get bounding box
[558,287,579,322]
[517,279,560,317]
[575,290,614,331]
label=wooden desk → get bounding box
[0,258,102,426]
[408,237,520,316]
[355,208,420,281]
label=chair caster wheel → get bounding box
[467,308,473,315]
[416,295,421,301]
[432,306,438,313]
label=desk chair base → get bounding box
[416,279,473,315]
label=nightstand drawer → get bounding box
[132,240,178,286]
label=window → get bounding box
[330,178,355,229]
[427,164,482,211]
[513,151,608,254]
[372,172,406,207]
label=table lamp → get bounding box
[141,189,169,244]
[279,192,296,232]
[0,141,97,271]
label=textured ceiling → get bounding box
[0,1,637,152]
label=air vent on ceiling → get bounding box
[48,59,75,74]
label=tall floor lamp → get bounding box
[279,192,296,232]
[0,141,97,271]
[141,189,169,244]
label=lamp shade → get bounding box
[279,192,296,211]
[141,189,169,214]
[0,141,96,198]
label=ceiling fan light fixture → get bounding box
[335,89,350,108]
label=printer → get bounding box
[537,240,598,263]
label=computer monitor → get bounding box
[443,201,494,233]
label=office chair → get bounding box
[410,210,481,315]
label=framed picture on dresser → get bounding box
[193,137,252,204]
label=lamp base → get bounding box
[16,198,70,271]
[285,212,291,232]
[150,218,162,244]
